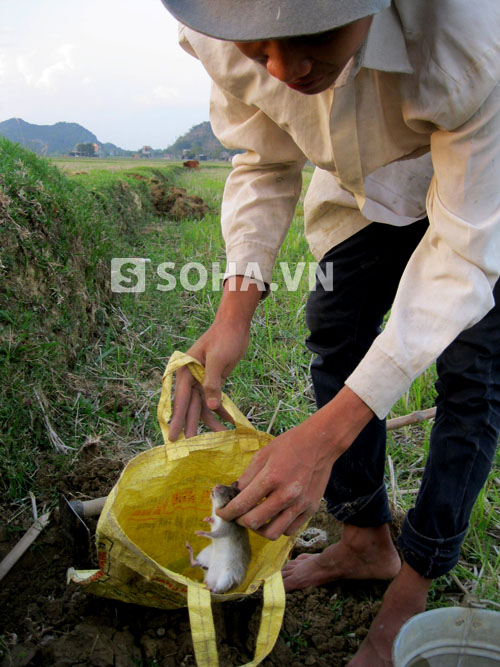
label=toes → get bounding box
[284,577,302,593]
[282,553,314,573]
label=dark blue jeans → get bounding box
[305,219,500,578]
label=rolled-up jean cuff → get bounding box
[398,508,469,579]
[327,482,392,527]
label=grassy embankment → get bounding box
[1,143,499,610]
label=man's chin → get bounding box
[286,75,333,95]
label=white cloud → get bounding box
[1,0,213,148]
[16,54,34,85]
[133,84,184,108]
[15,44,76,90]
[0,27,15,48]
[36,44,76,89]
[0,54,6,82]
[153,84,180,101]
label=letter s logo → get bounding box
[110,258,146,293]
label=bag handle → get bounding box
[187,571,286,667]
[157,351,259,458]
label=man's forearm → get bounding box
[304,385,376,462]
[216,277,374,455]
[214,275,263,330]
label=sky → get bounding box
[0,0,213,150]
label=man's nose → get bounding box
[264,42,313,82]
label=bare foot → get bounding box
[283,523,401,591]
[348,563,431,666]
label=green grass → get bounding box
[1,142,498,611]
[51,155,180,173]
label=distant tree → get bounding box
[75,142,95,157]
[191,142,203,156]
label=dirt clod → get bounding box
[149,183,208,220]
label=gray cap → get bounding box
[160,0,391,41]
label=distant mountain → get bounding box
[0,117,243,159]
[0,118,130,157]
[166,121,242,159]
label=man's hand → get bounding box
[217,386,375,540]
[169,276,262,441]
[169,321,249,439]
[219,423,336,539]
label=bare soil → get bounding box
[1,445,396,667]
[126,171,209,220]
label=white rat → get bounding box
[186,482,251,594]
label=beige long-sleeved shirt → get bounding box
[179,0,500,419]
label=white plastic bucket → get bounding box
[393,607,500,667]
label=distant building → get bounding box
[140,145,153,158]
[69,142,100,157]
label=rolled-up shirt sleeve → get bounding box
[210,82,307,287]
[346,83,500,418]
[179,25,307,288]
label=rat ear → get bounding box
[230,481,239,489]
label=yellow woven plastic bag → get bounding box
[68,351,300,666]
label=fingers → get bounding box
[283,511,311,537]
[212,402,234,425]
[169,367,196,441]
[169,342,239,439]
[169,362,232,440]
[184,387,202,438]
[218,472,317,541]
[253,507,309,541]
[202,353,225,410]
[242,503,312,541]
[218,473,303,528]
[200,401,228,432]
[237,483,306,537]
[217,475,272,523]
[174,385,229,438]
[221,491,313,541]
[217,447,291,523]
[236,447,269,490]
[244,504,296,539]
